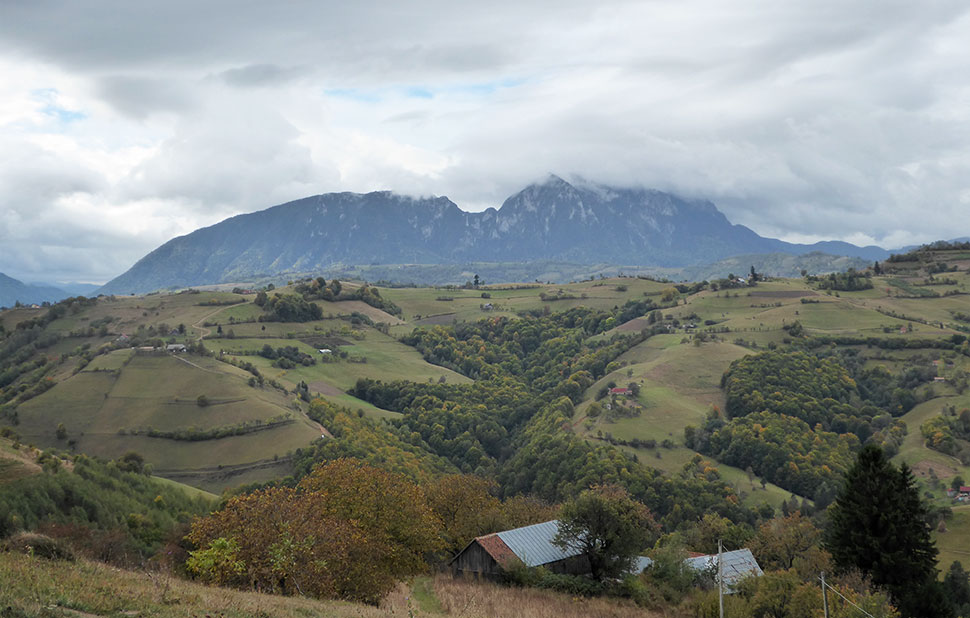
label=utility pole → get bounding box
[718,539,724,618]
[821,571,829,618]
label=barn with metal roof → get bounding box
[449,520,591,579]
[685,548,763,591]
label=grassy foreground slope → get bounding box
[0,553,668,618]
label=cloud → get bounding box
[2,1,970,282]
[119,98,335,214]
[217,64,309,88]
[95,75,197,119]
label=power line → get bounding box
[817,575,877,618]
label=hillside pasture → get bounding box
[935,505,970,571]
[0,440,41,484]
[205,317,350,339]
[896,393,970,493]
[572,338,797,504]
[82,348,132,371]
[13,353,319,483]
[577,340,747,446]
[222,329,471,392]
[863,294,970,330]
[384,277,672,323]
[48,292,249,338]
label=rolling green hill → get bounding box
[3,249,970,566]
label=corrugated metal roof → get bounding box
[685,548,763,589]
[633,556,654,573]
[494,519,582,567]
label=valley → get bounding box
[3,243,970,616]
[4,248,970,502]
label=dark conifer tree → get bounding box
[943,561,970,616]
[825,444,952,617]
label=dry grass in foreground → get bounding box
[0,551,401,618]
[432,574,679,618]
[0,551,682,618]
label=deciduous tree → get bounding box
[553,484,658,581]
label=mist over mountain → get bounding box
[0,273,72,308]
[98,176,892,295]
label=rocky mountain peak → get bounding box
[97,177,892,295]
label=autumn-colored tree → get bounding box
[297,458,443,582]
[683,512,754,555]
[424,474,560,555]
[750,512,830,578]
[425,474,501,554]
[187,459,443,604]
[492,494,559,531]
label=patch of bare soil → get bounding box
[309,381,344,397]
[912,459,958,479]
[415,313,457,326]
[616,317,650,332]
[748,290,817,298]
[299,335,351,348]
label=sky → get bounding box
[1,1,969,284]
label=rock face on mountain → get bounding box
[99,175,889,294]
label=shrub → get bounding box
[2,532,75,561]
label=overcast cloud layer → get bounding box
[1,1,969,283]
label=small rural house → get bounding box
[450,520,589,579]
[609,387,631,395]
[450,520,763,590]
[166,343,187,353]
[685,548,764,592]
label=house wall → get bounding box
[451,542,502,579]
[543,553,591,576]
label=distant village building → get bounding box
[609,387,631,396]
[166,344,187,353]
[318,348,332,354]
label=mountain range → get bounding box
[98,175,894,295]
[0,273,100,308]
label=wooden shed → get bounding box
[450,520,591,580]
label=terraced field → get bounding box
[13,353,320,491]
